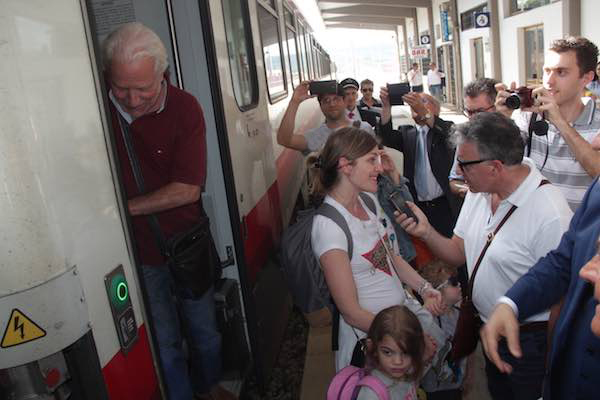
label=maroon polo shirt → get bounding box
[110,83,207,266]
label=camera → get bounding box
[387,83,411,106]
[505,86,534,109]
[309,80,339,96]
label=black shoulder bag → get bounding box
[118,116,221,297]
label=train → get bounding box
[0,0,335,398]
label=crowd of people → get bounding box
[101,19,600,400]
[278,35,600,400]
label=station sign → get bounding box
[475,12,491,28]
[411,47,429,59]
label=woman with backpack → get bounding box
[308,127,446,371]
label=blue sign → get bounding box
[475,12,490,28]
[440,11,450,42]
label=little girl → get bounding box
[357,305,426,400]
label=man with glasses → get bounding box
[482,178,600,399]
[398,112,572,400]
[277,80,372,153]
[448,78,499,197]
[358,79,383,109]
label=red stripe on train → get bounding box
[102,325,160,400]
[242,148,301,285]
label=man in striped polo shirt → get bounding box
[496,37,600,211]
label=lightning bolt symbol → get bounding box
[13,316,25,339]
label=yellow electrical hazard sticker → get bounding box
[1,309,46,348]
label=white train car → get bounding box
[0,0,334,398]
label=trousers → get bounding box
[142,265,222,400]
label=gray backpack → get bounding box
[280,193,376,320]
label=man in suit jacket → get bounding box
[482,178,600,400]
[378,89,459,238]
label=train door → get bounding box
[85,0,272,391]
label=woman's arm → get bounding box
[321,249,375,332]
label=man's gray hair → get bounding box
[463,78,498,105]
[452,112,524,166]
[102,22,168,75]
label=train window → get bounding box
[286,28,301,86]
[298,25,309,79]
[222,0,259,110]
[257,5,288,103]
[283,6,294,27]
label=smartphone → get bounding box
[309,80,338,96]
[388,191,418,221]
[387,82,410,105]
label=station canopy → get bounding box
[318,0,431,30]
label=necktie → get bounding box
[348,112,354,119]
[414,126,429,200]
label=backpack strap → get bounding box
[356,375,390,400]
[358,192,377,215]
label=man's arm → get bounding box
[532,87,600,176]
[276,81,312,152]
[129,182,200,216]
[396,201,466,267]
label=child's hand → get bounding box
[441,285,462,307]
[423,334,437,365]
[423,288,446,316]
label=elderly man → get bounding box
[276,80,372,153]
[482,178,600,399]
[448,78,499,197]
[103,23,233,400]
[496,37,600,211]
[379,90,459,238]
[398,112,572,400]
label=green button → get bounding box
[109,274,129,308]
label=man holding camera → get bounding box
[276,81,372,154]
[379,89,459,238]
[496,37,600,211]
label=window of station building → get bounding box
[511,0,558,15]
[460,4,487,31]
[257,4,288,103]
[222,0,258,110]
[524,24,544,85]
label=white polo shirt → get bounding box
[454,158,572,322]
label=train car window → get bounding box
[222,0,259,110]
[283,6,294,27]
[285,28,301,87]
[298,24,309,79]
[257,5,288,103]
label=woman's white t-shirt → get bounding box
[311,193,406,370]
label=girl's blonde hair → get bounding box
[366,305,425,381]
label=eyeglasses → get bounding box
[361,88,373,92]
[456,158,492,169]
[320,96,343,106]
[463,104,495,117]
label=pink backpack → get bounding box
[327,366,390,400]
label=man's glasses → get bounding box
[320,96,343,106]
[463,104,495,117]
[361,88,373,92]
[457,158,492,169]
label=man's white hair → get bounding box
[102,22,168,75]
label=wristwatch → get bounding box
[416,112,432,122]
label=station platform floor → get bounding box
[299,105,493,400]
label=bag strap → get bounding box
[356,375,391,400]
[466,179,550,300]
[526,112,538,158]
[117,115,168,254]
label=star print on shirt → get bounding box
[362,233,392,275]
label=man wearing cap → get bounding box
[276,81,372,154]
[340,77,362,123]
